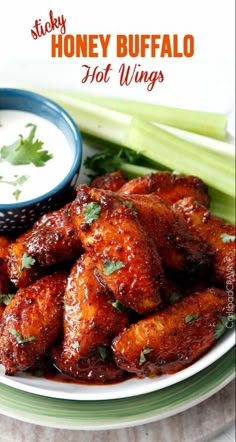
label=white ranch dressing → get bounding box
[0,110,74,204]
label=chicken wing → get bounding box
[70,185,164,314]
[0,272,67,375]
[91,171,127,192]
[7,204,81,288]
[173,197,236,290]
[51,346,125,383]
[0,272,11,323]
[0,236,14,320]
[117,193,211,278]
[59,254,129,364]
[112,288,229,376]
[119,172,209,207]
[0,236,11,273]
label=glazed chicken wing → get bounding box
[7,204,81,288]
[119,172,209,207]
[112,288,229,376]
[173,197,236,290]
[0,236,13,321]
[52,346,125,383]
[70,185,164,314]
[0,272,67,375]
[91,171,127,192]
[58,254,129,364]
[117,193,211,278]
[0,236,11,272]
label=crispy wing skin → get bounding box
[0,236,11,272]
[7,204,81,288]
[118,193,211,278]
[173,198,236,289]
[91,171,127,192]
[112,288,229,376]
[0,272,67,375]
[59,254,129,363]
[0,304,5,323]
[51,346,125,383]
[0,272,11,322]
[119,172,209,207]
[70,185,163,314]
[7,233,44,288]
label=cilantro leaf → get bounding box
[0,294,15,306]
[21,253,36,270]
[0,174,29,187]
[14,175,29,186]
[1,123,53,167]
[12,189,21,201]
[103,259,125,275]
[111,300,127,312]
[169,293,183,304]
[139,348,153,366]
[185,314,199,324]
[84,148,142,177]
[220,233,236,243]
[123,201,138,214]
[83,202,101,224]
[84,150,123,175]
[9,328,36,344]
[214,314,236,340]
[97,346,107,361]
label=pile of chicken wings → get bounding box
[0,171,235,383]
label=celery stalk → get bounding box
[125,118,235,198]
[115,163,158,179]
[40,92,132,145]
[208,188,235,224]
[32,90,234,198]
[56,91,227,140]
[155,124,235,159]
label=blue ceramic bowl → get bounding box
[0,88,82,233]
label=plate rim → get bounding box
[0,348,235,430]
[0,330,234,401]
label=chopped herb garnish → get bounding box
[12,189,21,201]
[9,328,36,344]
[0,294,14,306]
[84,148,142,176]
[97,346,107,361]
[169,293,183,304]
[220,233,236,243]
[0,123,53,167]
[139,348,153,366]
[214,314,236,340]
[0,174,29,187]
[185,314,199,324]
[72,342,80,349]
[103,259,125,275]
[123,201,138,214]
[21,253,36,271]
[111,300,127,312]
[83,202,101,224]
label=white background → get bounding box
[0,0,235,122]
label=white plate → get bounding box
[0,323,234,401]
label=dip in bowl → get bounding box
[0,88,82,233]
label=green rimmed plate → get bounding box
[0,348,235,430]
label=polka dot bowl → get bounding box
[0,88,82,234]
